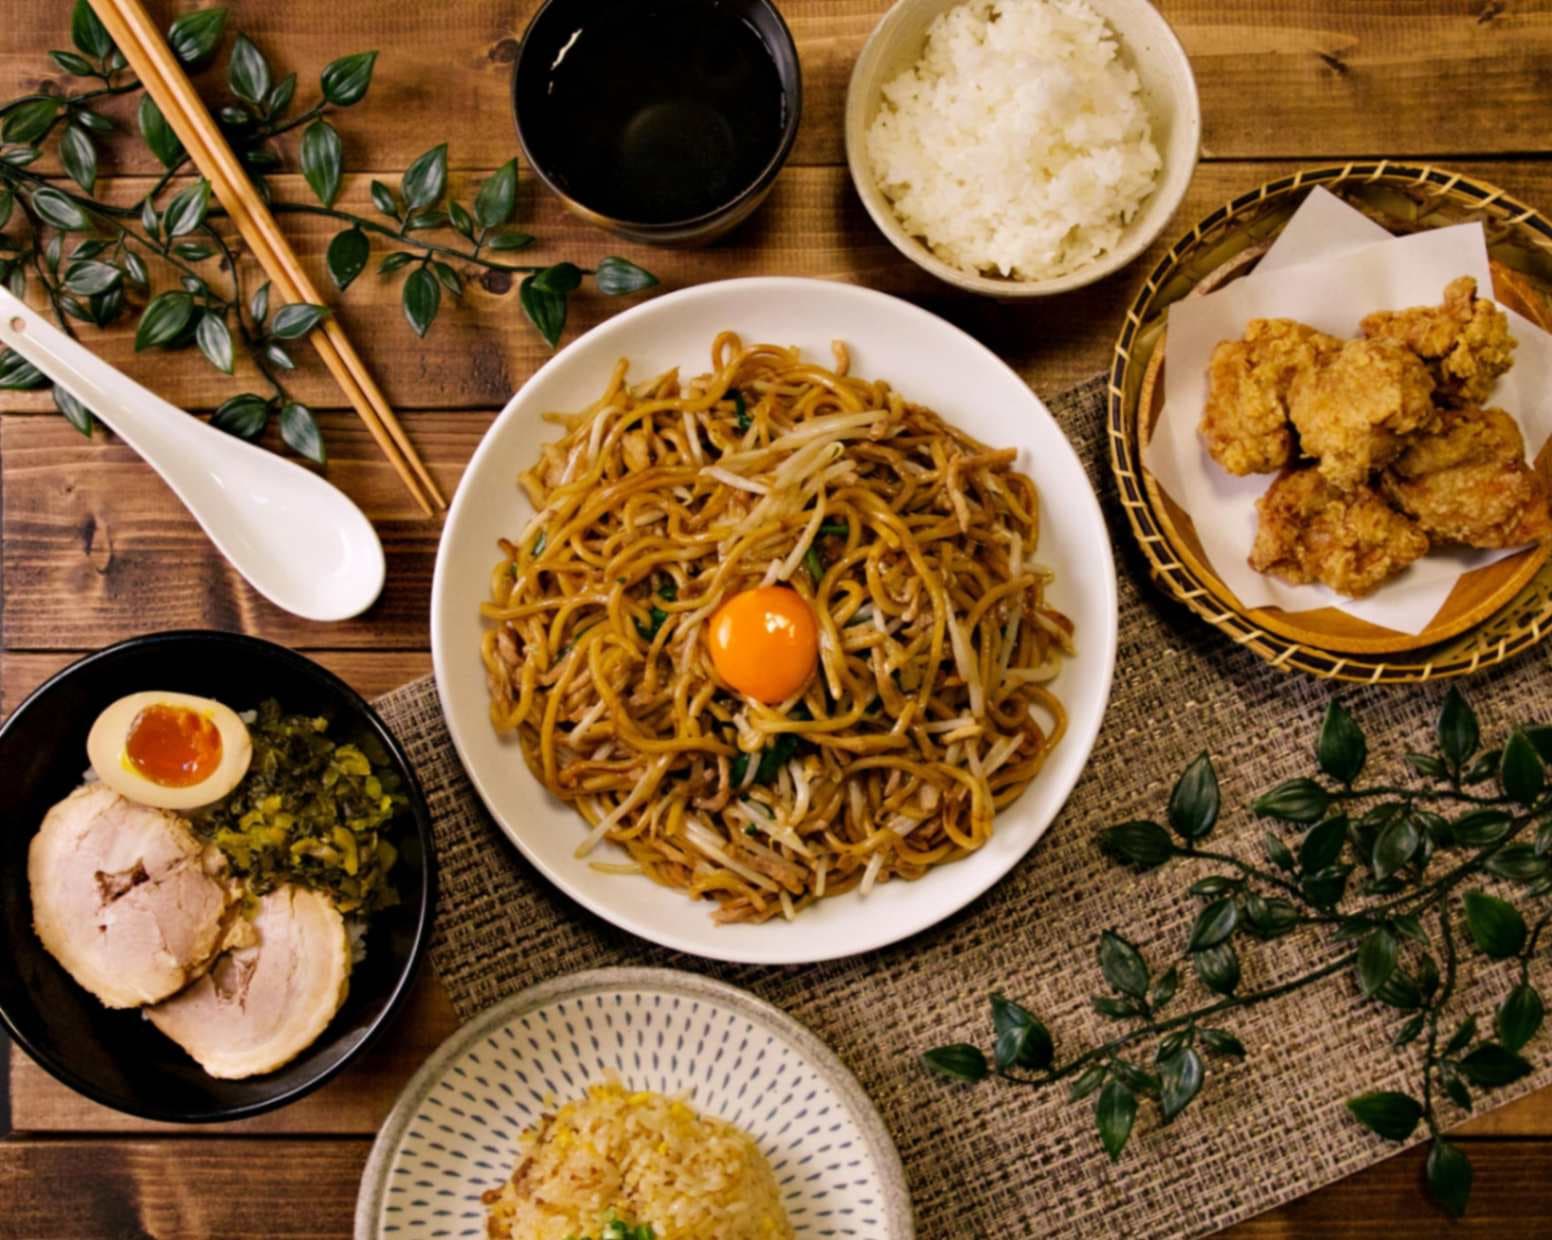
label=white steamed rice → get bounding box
[866,0,1161,280]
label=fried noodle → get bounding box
[480,334,1074,924]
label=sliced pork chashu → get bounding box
[145,884,350,1079]
[28,783,238,1009]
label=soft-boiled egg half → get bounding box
[706,586,820,704]
[86,691,253,811]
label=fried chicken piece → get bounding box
[1249,467,1430,597]
[1287,337,1439,492]
[1200,318,1342,475]
[1380,405,1552,548]
[1360,276,1516,406]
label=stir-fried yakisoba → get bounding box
[480,333,1073,924]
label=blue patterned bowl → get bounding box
[355,968,912,1238]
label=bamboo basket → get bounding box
[1108,162,1552,683]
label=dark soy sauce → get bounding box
[526,2,787,224]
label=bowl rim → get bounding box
[0,629,438,1123]
[510,0,803,233]
[843,0,1202,297]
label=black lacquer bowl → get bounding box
[0,631,435,1122]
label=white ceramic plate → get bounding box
[431,277,1117,964]
[354,967,913,1239]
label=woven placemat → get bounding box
[372,375,1552,1237]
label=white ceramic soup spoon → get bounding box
[0,287,384,622]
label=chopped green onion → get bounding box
[657,576,677,601]
[730,388,750,432]
[634,605,668,641]
[817,521,848,537]
[531,529,546,555]
[805,545,824,583]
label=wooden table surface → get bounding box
[3,1,1551,1235]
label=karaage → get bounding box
[1359,276,1515,406]
[1200,318,1341,475]
[1287,338,1439,492]
[1380,405,1552,548]
[1250,467,1430,596]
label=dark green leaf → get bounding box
[71,0,113,59]
[1263,831,1295,872]
[534,261,583,296]
[300,120,342,207]
[1346,1090,1422,1141]
[1068,1065,1107,1101]
[1253,777,1329,823]
[60,124,96,192]
[1426,1139,1472,1220]
[1098,931,1149,1000]
[1187,898,1237,951]
[401,143,447,211]
[2,98,59,146]
[991,994,1053,1071]
[1375,966,1423,1011]
[1356,927,1398,998]
[370,179,398,219]
[30,186,89,231]
[1497,983,1544,1053]
[448,200,474,240]
[1457,1043,1532,1088]
[52,384,93,435]
[1193,941,1240,995]
[1538,821,1552,858]
[922,1043,987,1083]
[1392,914,1428,945]
[162,178,210,237]
[1417,952,1441,1000]
[520,272,567,348]
[320,50,378,106]
[1501,729,1545,805]
[269,302,330,340]
[139,196,159,239]
[1095,1080,1136,1161]
[1150,966,1179,1011]
[595,255,660,296]
[487,230,535,251]
[137,95,183,167]
[1199,1027,1245,1058]
[1097,820,1173,870]
[326,228,369,291]
[1243,893,1299,939]
[1392,1013,1425,1048]
[1317,701,1366,784]
[1443,1069,1472,1111]
[261,344,291,371]
[474,158,518,230]
[50,49,96,76]
[1091,996,1144,1020]
[211,393,270,440]
[0,349,46,390]
[1463,890,1527,958]
[1189,876,1237,897]
[402,266,440,338]
[168,8,228,68]
[1158,1047,1203,1124]
[1109,1060,1158,1097]
[1301,863,1352,909]
[62,260,119,296]
[1485,844,1549,883]
[1372,814,1421,881]
[1405,752,1447,780]
[279,401,325,463]
[227,33,272,107]
[172,242,214,261]
[1444,1014,1478,1057]
[245,281,269,326]
[194,311,233,374]
[432,260,463,298]
[1299,816,1348,874]
[1438,687,1479,774]
[1166,752,1219,840]
[1465,748,1502,784]
[266,73,297,119]
[218,104,252,127]
[403,208,446,232]
[133,290,194,350]
[377,251,414,274]
[1453,809,1513,847]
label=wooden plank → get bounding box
[6,971,458,1136]
[9,158,1552,419]
[3,2,1551,176]
[0,1134,1546,1238]
[0,410,483,650]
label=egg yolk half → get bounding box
[706,586,819,704]
[124,704,223,788]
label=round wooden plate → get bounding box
[1136,254,1552,656]
[1108,162,1552,682]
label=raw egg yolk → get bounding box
[124,704,224,788]
[706,586,820,704]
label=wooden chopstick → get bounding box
[88,0,446,516]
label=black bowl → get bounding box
[512,0,802,246]
[0,631,436,1123]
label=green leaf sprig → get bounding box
[0,1,658,459]
[925,693,1550,1219]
